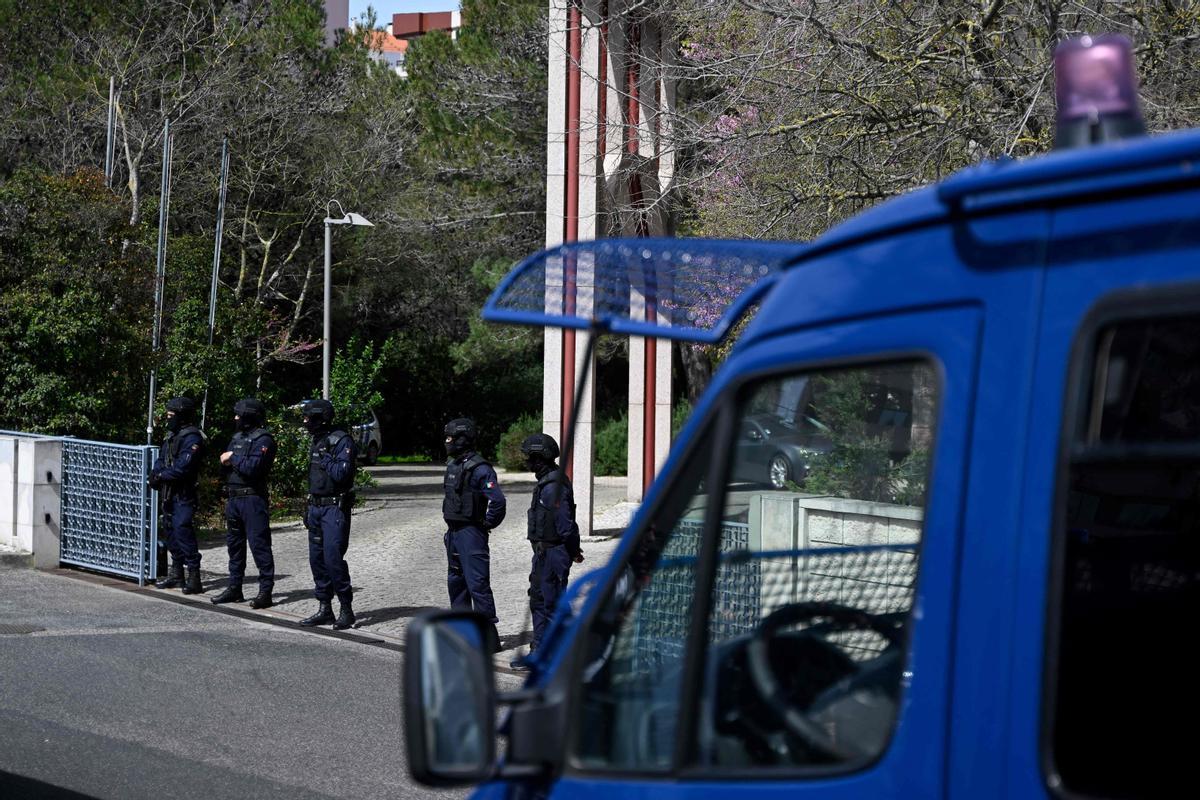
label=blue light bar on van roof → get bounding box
[482,238,807,344]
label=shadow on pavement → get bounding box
[360,482,449,495]
[353,604,440,626]
[498,630,533,651]
[365,466,444,478]
[0,772,99,799]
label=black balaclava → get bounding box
[302,399,335,436]
[234,398,266,432]
[165,397,195,434]
[444,418,476,459]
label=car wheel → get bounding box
[768,454,791,490]
[365,441,379,466]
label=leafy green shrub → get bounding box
[497,413,542,471]
[672,399,693,437]
[799,371,930,505]
[269,419,312,518]
[594,413,628,476]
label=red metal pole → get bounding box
[562,1,582,478]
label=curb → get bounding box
[0,550,35,569]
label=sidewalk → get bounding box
[167,464,628,660]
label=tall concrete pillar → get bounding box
[15,438,61,567]
[545,1,675,530]
[0,436,17,552]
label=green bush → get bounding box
[269,419,312,517]
[594,413,628,476]
[672,399,693,437]
[497,413,542,471]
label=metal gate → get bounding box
[59,438,159,585]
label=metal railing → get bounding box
[1,431,159,584]
[59,438,159,584]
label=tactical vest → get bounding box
[166,425,205,465]
[225,427,271,494]
[309,430,354,496]
[443,453,488,524]
[528,471,574,544]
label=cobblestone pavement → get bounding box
[186,464,627,655]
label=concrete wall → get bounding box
[0,436,16,552]
[744,492,922,551]
[743,492,921,622]
[0,436,61,566]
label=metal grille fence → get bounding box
[628,519,916,674]
[59,439,159,584]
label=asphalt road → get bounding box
[0,566,514,799]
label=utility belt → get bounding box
[225,486,263,499]
[532,539,565,554]
[308,492,353,507]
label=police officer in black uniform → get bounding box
[442,418,506,644]
[212,399,277,608]
[299,399,358,630]
[149,397,206,594]
[514,433,583,668]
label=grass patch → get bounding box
[374,454,435,464]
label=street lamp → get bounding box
[323,200,374,400]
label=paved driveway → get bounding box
[191,465,627,653]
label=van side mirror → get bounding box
[404,610,498,786]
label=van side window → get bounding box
[1049,315,1200,798]
[697,361,935,769]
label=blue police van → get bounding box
[404,35,1197,799]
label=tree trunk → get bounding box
[911,365,936,450]
[678,342,712,403]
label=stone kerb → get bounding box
[15,438,62,567]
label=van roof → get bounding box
[804,127,1200,264]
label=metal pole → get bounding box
[104,77,116,187]
[201,138,230,430]
[322,220,332,400]
[146,119,173,444]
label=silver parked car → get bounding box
[732,412,833,490]
[348,405,382,465]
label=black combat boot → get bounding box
[210,584,244,605]
[333,599,356,630]
[155,563,184,590]
[300,600,335,627]
[181,568,203,595]
[249,589,273,609]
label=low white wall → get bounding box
[745,491,922,550]
[743,491,922,619]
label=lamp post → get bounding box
[323,201,374,400]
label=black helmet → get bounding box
[444,417,476,458]
[233,398,266,431]
[165,397,195,432]
[165,396,196,418]
[301,398,335,433]
[520,432,560,461]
